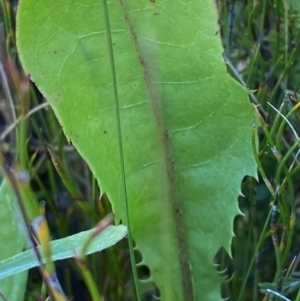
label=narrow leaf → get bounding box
[0,225,127,280]
[0,179,27,300]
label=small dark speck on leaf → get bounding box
[175,208,181,215]
[54,50,57,54]
[103,130,107,134]
[150,0,155,2]
[164,132,169,141]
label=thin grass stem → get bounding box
[100,1,141,300]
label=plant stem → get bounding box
[100,1,141,300]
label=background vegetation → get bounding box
[1,0,300,300]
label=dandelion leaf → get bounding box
[16,1,257,300]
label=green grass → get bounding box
[217,1,300,300]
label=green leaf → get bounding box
[290,0,300,12]
[0,180,27,300]
[16,1,257,300]
[0,225,127,280]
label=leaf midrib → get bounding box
[118,1,193,300]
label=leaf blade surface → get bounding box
[0,180,27,300]
[16,1,257,300]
